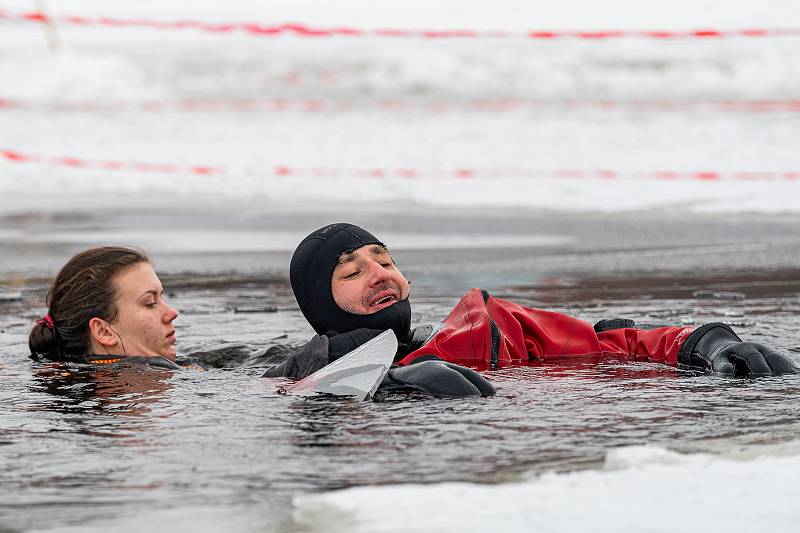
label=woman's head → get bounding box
[29,246,178,361]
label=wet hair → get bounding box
[29,246,151,361]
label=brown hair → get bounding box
[29,246,151,361]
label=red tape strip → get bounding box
[2,10,799,40]
[1,149,225,176]
[2,148,798,182]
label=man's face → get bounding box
[331,244,410,315]
[109,262,179,359]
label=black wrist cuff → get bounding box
[677,322,740,367]
[593,318,636,333]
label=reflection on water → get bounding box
[2,270,800,531]
[30,364,175,445]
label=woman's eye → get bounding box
[146,302,157,308]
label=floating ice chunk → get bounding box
[0,291,23,302]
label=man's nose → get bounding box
[366,259,391,286]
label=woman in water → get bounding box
[29,246,180,369]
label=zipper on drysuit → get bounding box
[480,289,501,369]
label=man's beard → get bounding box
[358,281,404,314]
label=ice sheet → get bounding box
[294,444,800,533]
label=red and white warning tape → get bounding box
[1,148,221,176]
[2,10,799,40]
[2,148,798,182]
[2,97,800,114]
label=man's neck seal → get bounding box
[290,223,412,340]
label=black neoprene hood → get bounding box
[290,223,412,339]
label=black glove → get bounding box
[326,328,384,361]
[678,322,800,377]
[384,359,495,397]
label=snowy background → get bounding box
[1,0,799,212]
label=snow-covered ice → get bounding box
[294,443,800,533]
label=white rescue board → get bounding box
[286,329,397,401]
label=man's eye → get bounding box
[380,262,393,268]
[146,302,157,308]
[343,270,360,279]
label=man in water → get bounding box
[263,223,799,395]
[262,223,495,397]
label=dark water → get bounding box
[2,209,800,532]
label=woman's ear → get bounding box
[88,317,118,349]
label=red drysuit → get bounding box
[396,288,694,369]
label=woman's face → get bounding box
[108,262,179,359]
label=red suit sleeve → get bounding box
[397,288,694,369]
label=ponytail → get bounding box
[28,315,59,359]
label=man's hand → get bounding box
[385,359,496,397]
[710,342,800,376]
[679,323,800,376]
